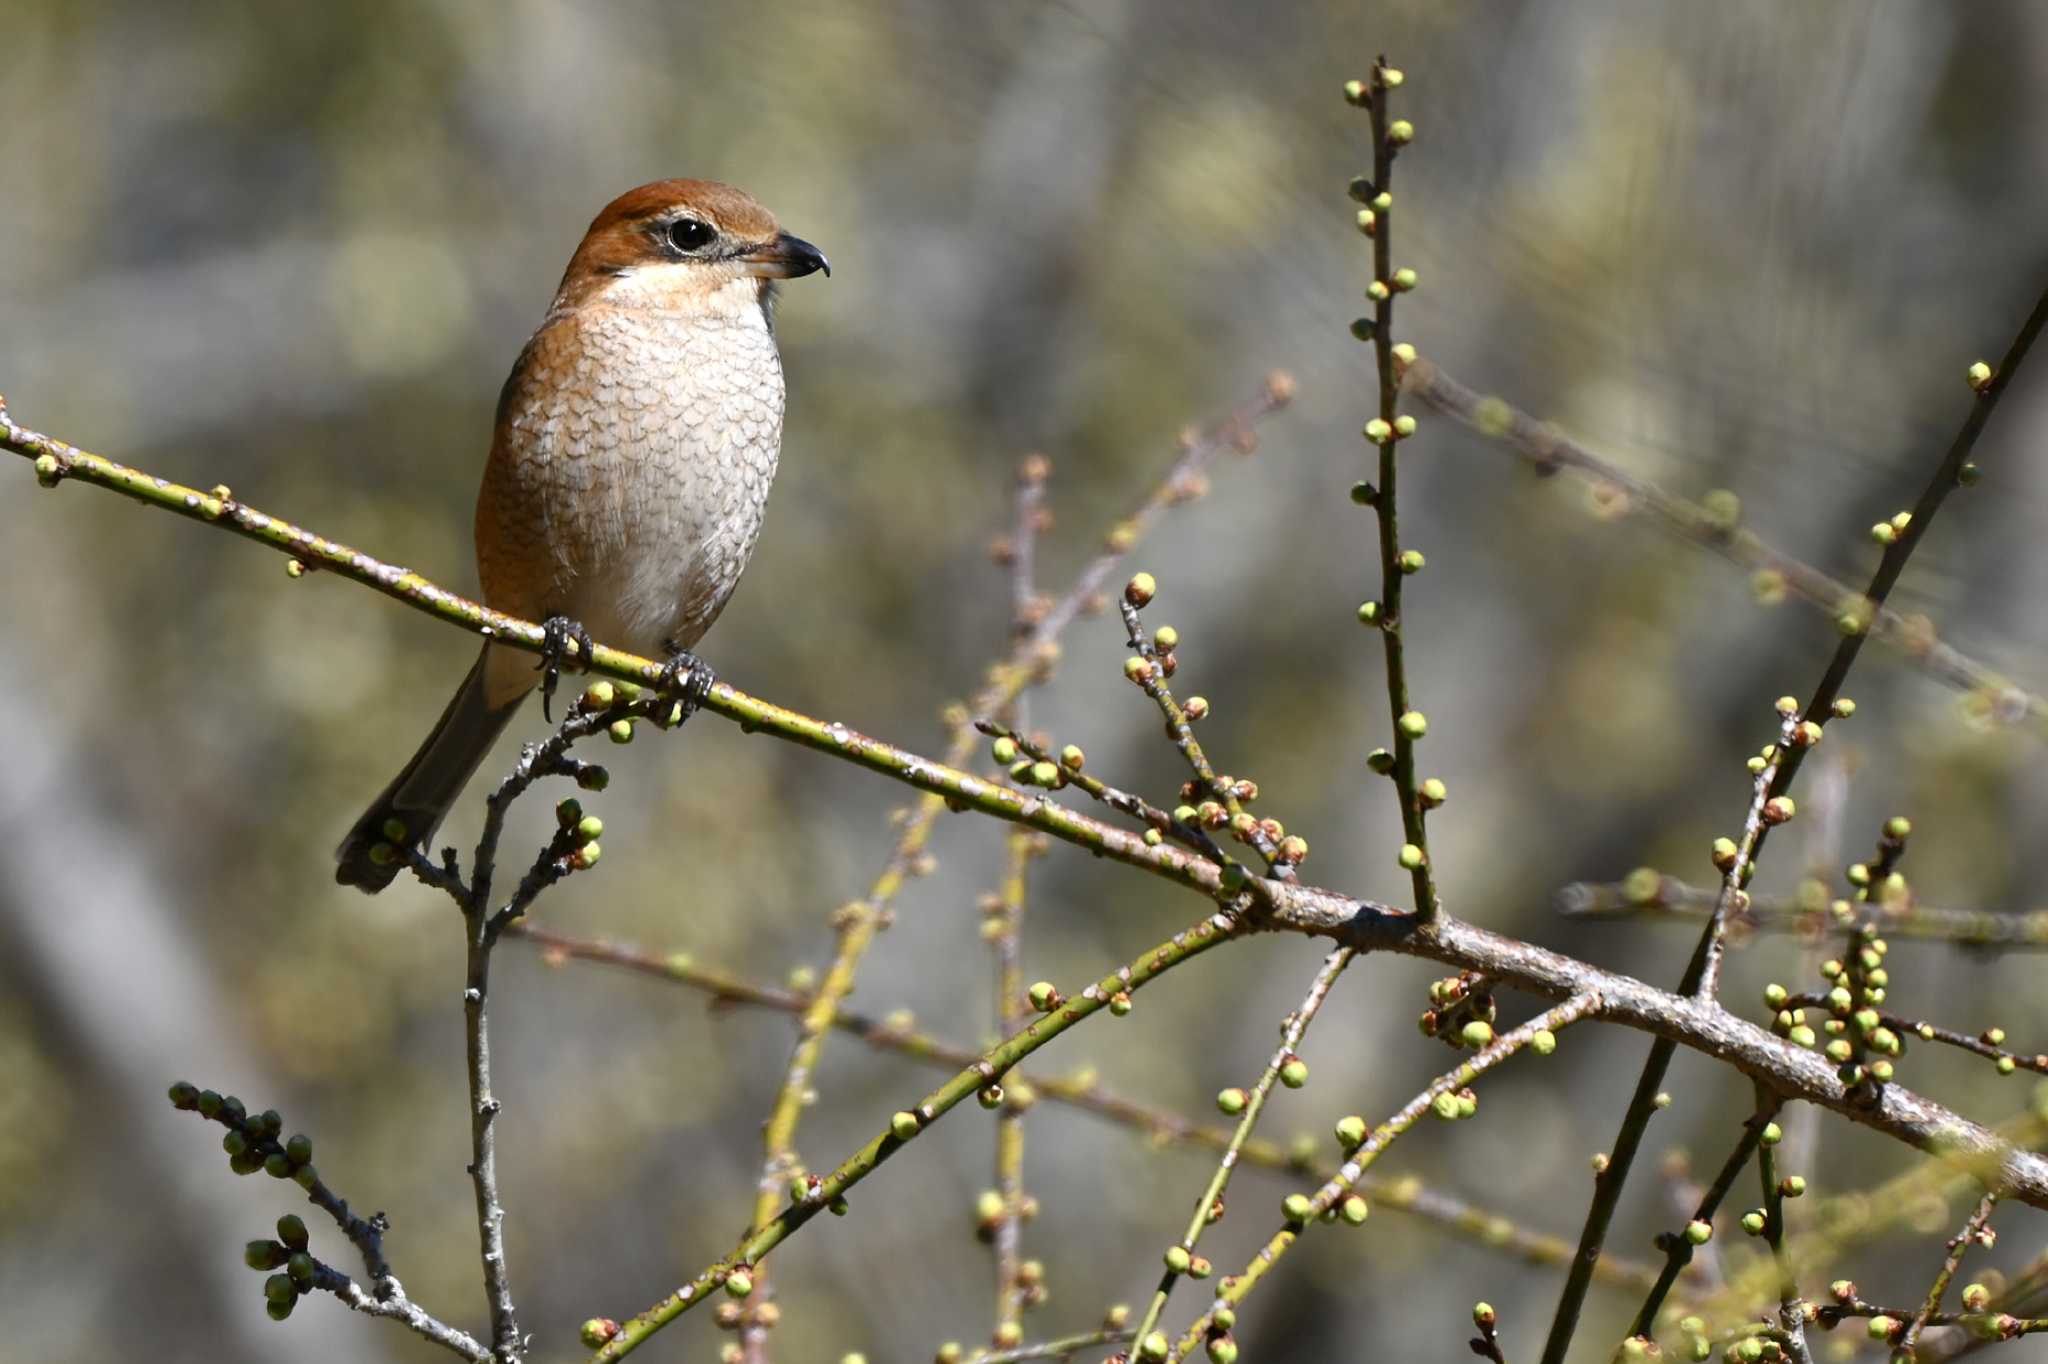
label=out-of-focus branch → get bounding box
[507,922,1664,1288]
[1401,359,2048,737]
[1558,876,2048,951]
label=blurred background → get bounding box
[7,2,2048,1360]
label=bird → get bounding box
[334,178,828,893]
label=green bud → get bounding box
[168,1081,200,1110]
[263,1272,298,1306]
[1684,1219,1712,1246]
[1531,1028,1557,1056]
[1282,1193,1314,1222]
[244,1240,288,1270]
[1216,1087,1248,1115]
[890,1111,921,1140]
[1279,1058,1309,1088]
[1340,1194,1369,1225]
[724,1269,755,1299]
[1334,1114,1367,1148]
[1164,1245,1192,1274]
[287,1251,315,1287]
[1460,1020,1494,1048]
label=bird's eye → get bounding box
[666,218,717,253]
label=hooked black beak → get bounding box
[740,232,830,280]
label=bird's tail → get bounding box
[335,648,523,894]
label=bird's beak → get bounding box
[740,233,830,279]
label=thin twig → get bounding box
[1898,1189,2001,1361]
[1164,997,1600,1362]
[1556,879,2048,951]
[1127,945,1355,1352]
[1629,1096,1783,1337]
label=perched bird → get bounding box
[335,179,827,892]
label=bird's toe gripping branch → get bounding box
[535,615,597,721]
[654,642,716,724]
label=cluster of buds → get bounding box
[168,1082,320,1189]
[241,1213,320,1321]
[552,796,605,872]
[1417,972,1496,1050]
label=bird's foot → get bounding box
[535,615,595,722]
[655,641,716,726]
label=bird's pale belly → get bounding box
[476,305,785,658]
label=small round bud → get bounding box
[1109,990,1134,1016]
[168,1081,200,1110]
[977,1085,1003,1110]
[1531,1029,1557,1056]
[1279,1058,1309,1088]
[1884,816,1911,840]
[1419,777,1447,805]
[1398,843,1425,870]
[1740,1210,1765,1236]
[724,1269,755,1299]
[287,1251,315,1287]
[1343,78,1369,106]
[1387,118,1414,144]
[581,1319,621,1348]
[1029,760,1059,787]
[1183,695,1210,720]
[1432,1091,1462,1121]
[264,1152,294,1178]
[1350,316,1377,341]
[1366,279,1391,302]
[1780,1175,1806,1197]
[1282,1193,1314,1222]
[1366,747,1395,774]
[991,736,1018,764]
[1460,1021,1494,1048]
[572,842,602,870]
[1364,417,1393,443]
[1758,1122,1782,1146]
[1398,549,1425,573]
[1334,1114,1367,1148]
[33,454,62,487]
[1968,360,1994,390]
[608,718,635,745]
[1381,67,1405,87]
[1398,710,1428,738]
[1340,1194,1370,1225]
[245,1239,288,1270]
[1138,1331,1170,1362]
[1762,796,1796,824]
[1357,600,1381,625]
[1962,1283,1991,1311]
[1150,626,1178,653]
[1868,1316,1896,1341]
[1391,267,1417,292]
[583,680,616,709]
[577,764,611,791]
[1125,572,1157,608]
[1163,1245,1192,1274]
[263,1273,298,1309]
[1027,981,1060,1012]
[1207,1335,1239,1364]
[1684,1219,1712,1246]
[1216,1087,1248,1115]
[890,1111,921,1140]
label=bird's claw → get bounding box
[536,615,595,722]
[656,642,715,724]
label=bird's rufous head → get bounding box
[551,178,828,316]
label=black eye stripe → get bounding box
[665,218,717,253]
